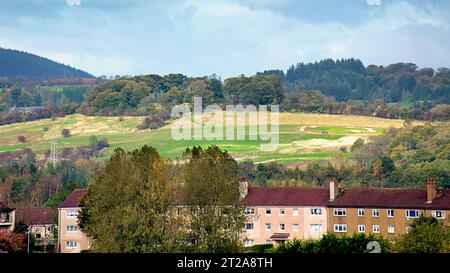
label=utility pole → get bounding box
[50,137,57,168]
[27,227,31,253]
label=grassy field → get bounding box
[0,113,419,164]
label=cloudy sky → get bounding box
[1,0,450,77]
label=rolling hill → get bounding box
[0,47,94,79]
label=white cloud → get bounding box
[67,0,81,6]
[367,0,381,6]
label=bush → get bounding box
[137,110,170,130]
[395,216,450,253]
[61,129,71,138]
[17,135,26,143]
[245,243,274,253]
[274,233,392,253]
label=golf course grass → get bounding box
[0,112,418,164]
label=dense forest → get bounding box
[278,59,450,104]
[0,48,93,79]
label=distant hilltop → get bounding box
[0,47,94,80]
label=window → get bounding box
[387,209,395,217]
[292,208,299,216]
[358,225,365,233]
[357,208,365,217]
[310,224,322,233]
[265,208,271,215]
[66,225,79,232]
[406,226,411,233]
[65,241,78,248]
[406,210,420,218]
[372,209,380,217]
[279,224,286,231]
[334,224,347,233]
[432,210,445,219]
[265,240,272,244]
[244,239,254,247]
[334,208,346,216]
[265,223,271,231]
[372,225,380,233]
[279,208,285,216]
[245,223,254,230]
[387,225,395,234]
[244,208,255,215]
[36,234,41,239]
[310,208,322,215]
[293,224,299,232]
[67,210,78,217]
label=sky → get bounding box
[1,0,450,78]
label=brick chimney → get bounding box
[426,178,437,203]
[329,178,339,201]
[239,177,248,200]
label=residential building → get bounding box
[328,178,450,238]
[0,201,15,232]
[16,207,57,252]
[240,184,329,246]
[58,189,90,253]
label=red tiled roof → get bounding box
[241,187,329,206]
[15,208,57,225]
[427,190,450,210]
[59,189,88,208]
[328,188,450,209]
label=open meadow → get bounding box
[0,113,419,164]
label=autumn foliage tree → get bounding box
[0,232,26,252]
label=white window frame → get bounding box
[358,225,365,233]
[245,223,254,230]
[357,208,365,217]
[279,208,285,216]
[244,207,255,215]
[310,208,322,216]
[265,223,271,231]
[372,209,380,217]
[387,225,395,234]
[244,239,254,247]
[432,210,445,219]
[333,208,346,216]
[292,208,299,216]
[66,225,78,232]
[67,210,78,217]
[65,241,78,248]
[279,223,286,231]
[405,210,420,219]
[372,225,380,233]
[293,224,299,232]
[387,209,394,218]
[310,224,322,233]
[334,224,347,233]
[265,208,271,215]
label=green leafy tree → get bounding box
[396,216,450,253]
[181,146,246,253]
[78,146,184,252]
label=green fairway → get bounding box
[0,113,411,164]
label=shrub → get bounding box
[17,135,26,143]
[61,129,71,138]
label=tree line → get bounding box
[239,122,449,190]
